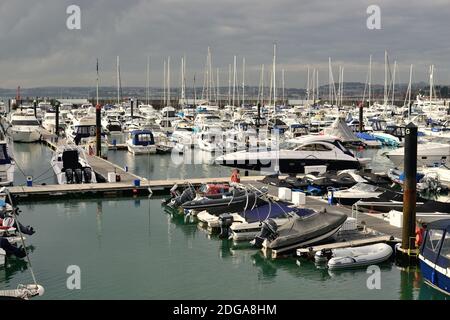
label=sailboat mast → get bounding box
[384,50,387,106]
[272,43,277,109]
[408,64,413,119]
[307,66,310,102]
[261,64,265,106]
[368,55,372,107]
[340,67,344,107]
[430,65,434,104]
[337,66,341,107]
[216,68,219,107]
[328,57,332,105]
[146,56,150,105]
[391,61,397,107]
[282,69,285,106]
[167,56,171,107]
[316,69,319,102]
[242,57,245,106]
[228,64,231,106]
[181,56,186,105]
[163,59,166,106]
[116,56,120,105]
[232,55,236,107]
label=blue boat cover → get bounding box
[131,130,155,146]
[398,172,425,182]
[421,219,450,269]
[356,132,377,141]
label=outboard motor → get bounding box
[314,248,333,263]
[218,213,234,239]
[65,169,74,184]
[171,187,195,208]
[83,168,92,183]
[74,168,83,184]
[252,219,278,248]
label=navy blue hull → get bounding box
[420,259,450,295]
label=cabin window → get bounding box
[298,143,332,152]
[421,157,427,160]
[440,233,450,259]
[425,229,444,253]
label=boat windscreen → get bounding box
[11,120,39,126]
[422,228,445,263]
[351,183,378,192]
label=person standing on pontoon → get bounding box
[230,169,240,183]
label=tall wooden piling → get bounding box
[401,122,417,252]
[130,99,134,118]
[33,99,37,118]
[55,101,60,138]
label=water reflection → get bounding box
[398,265,449,300]
[96,201,103,248]
[0,259,29,284]
[11,142,57,185]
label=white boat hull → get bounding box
[0,248,5,266]
[0,163,15,186]
[126,142,157,155]
[8,128,41,142]
[325,243,393,270]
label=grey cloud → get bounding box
[0,0,449,88]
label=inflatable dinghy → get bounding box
[315,243,393,270]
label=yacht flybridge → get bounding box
[7,110,41,142]
[215,136,369,174]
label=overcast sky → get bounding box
[1,0,450,88]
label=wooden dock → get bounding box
[9,175,266,200]
[40,137,140,183]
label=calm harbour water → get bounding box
[1,142,448,300]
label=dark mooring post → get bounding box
[401,122,418,253]
[55,101,60,138]
[33,99,37,118]
[130,98,134,119]
[96,103,102,157]
[359,103,364,133]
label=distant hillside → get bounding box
[0,81,447,100]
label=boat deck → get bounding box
[241,180,403,258]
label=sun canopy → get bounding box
[324,118,360,143]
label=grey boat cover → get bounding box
[324,118,360,143]
[266,208,347,250]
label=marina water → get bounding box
[2,142,448,300]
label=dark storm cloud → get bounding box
[0,0,449,88]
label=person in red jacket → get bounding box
[415,219,426,248]
[230,169,241,183]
